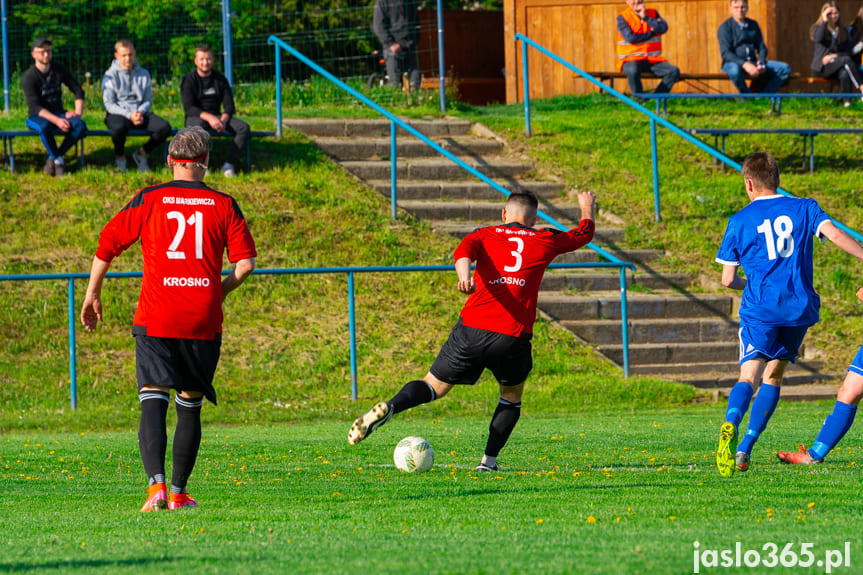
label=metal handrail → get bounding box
[514,33,863,244]
[0,261,635,410]
[267,34,636,376]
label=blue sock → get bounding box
[725,382,754,428]
[810,401,858,460]
[738,383,781,455]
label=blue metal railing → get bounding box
[268,35,637,376]
[514,34,863,244]
[1,262,634,410]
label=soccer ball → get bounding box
[393,436,434,472]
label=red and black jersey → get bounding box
[96,180,257,340]
[454,220,594,337]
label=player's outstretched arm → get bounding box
[222,257,256,301]
[857,287,863,302]
[821,222,863,263]
[81,256,112,332]
[455,256,475,294]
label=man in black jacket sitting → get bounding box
[180,45,250,178]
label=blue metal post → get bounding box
[436,0,446,113]
[222,0,233,85]
[391,120,398,221]
[650,118,661,223]
[347,272,358,401]
[619,267,630,379]
[1,0,8,113]
[68,279,77,410]
[521,39,531,136]
[275,48,282,138]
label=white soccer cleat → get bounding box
[348,402,392,445]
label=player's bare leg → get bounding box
[736,359,787,471]
[718,359,766,477]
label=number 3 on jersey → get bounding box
[166,210,204,260]
[756,215,794,260]
[504,237,524,272]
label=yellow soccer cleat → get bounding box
[716,422,738,477]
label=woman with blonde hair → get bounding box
[811,0,863,106]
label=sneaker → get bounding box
[43,157,54,176]
[53,159,65,178]
[168,492,198,510]
[735,451,750,472]
[115,157,127,172]
[475,463,500,472]
[777,445,822,465]
[132,150,149,173]
[348,401,393,445]
[140,482,168,512]
[716,422,738,477]
[221,162,236,178]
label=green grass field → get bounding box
[3,405,863,574]
[4,91,863,574]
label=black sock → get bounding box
[171,395,204,492]
[485,399,521,458]
[138,390,170,484]
[389,380,435,414]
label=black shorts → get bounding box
[134,329,222,405]
[430,318,533,386]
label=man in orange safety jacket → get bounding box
[616,0,680,95]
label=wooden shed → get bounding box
[504,0,863,102]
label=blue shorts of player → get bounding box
[430,317,532,386]
[737,323,809,364]
[849,346,863,376]
[134,327,222,405]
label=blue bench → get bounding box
[642,92,863,116]
[0,128,276,173]
[687,127,863,174]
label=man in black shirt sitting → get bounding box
[180,45,249,178]
[21,38,87,177]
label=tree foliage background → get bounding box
[6,0,500,91]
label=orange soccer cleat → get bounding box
[168,492,198,510]
[777,445,821,465]
[140,482,168,512]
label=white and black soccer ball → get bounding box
[393,436,434,472]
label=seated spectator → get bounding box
[22,38,87,177]
[615,0,679,95]
[811,1,863,107]
[180,45,249,178]
[848,6,863,70]
[102,39,172,172]
[718,0,791,94]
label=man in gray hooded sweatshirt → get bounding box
[102,39,172,173]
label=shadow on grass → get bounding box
[400,480,675,501]
[0,557,175,572]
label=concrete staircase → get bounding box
[283,117,841,400]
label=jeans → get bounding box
[25,113,87,160]
[722,60,791,94]
[621,60,680,95]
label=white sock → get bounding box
[54,157,65,165]
[481,454,496,468]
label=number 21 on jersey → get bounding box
[756,215,794,260]
[166,210,204,260]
